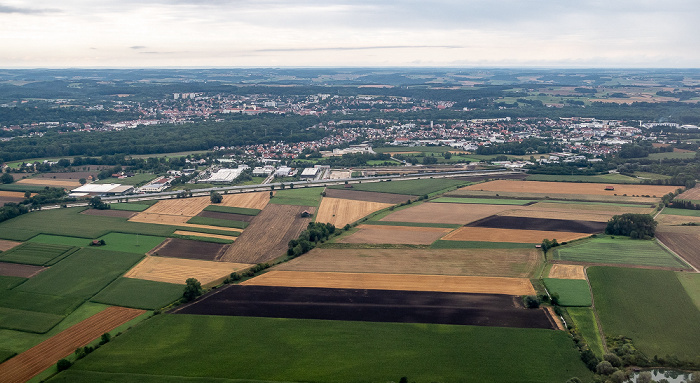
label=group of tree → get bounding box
[605,213,657,239]
[209,191,223,203]
[88,196,110,210]
[287,222,336,258]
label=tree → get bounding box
[595,360,616,375]
[183,278,203,302]
[523,295,540,308]
[0,173,13,184]
[24,191,31,199]
[209,191,223,204]
[88,196,110,210]
[79,178,87,185]
[605,214,657,239]
[56,358,72,372]
[637,371,653,383]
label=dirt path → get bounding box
[0,306,145,383]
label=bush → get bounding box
[210,191,223,204]
[182,278,203,302]
[595,360,616,375]
[522,295,540,308]
[56,358,72,372]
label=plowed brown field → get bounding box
[275,247,540,277]
[380,202,509,224]
[460,180,678,197]
[124,256,251,285]
[442,227,591,243]
[0,306,144,383]
[338,225,453,245]
[656,227,700,270]
[548,264,587,279]
[242,270,536,295]
[217,205,314,264]
[676,185,700,201]
[173,230,238,241]
[0,239,21,252]
[315,198,392,228]
[220,191,270,210]
[16,178,81,188]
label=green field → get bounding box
[109,203,151,212]
[29,233,166,254]
[203,205,261,216]
[430,240,535,249]
[0,307,64,333]
[15,248,143,299]
[0,290,83,315]
[588,267,700,361]
[551,236,689,268]
[543,278,592,306]
[29,234,94,247]
[0,184,47,193]
[95,173,156,186]
[432,197,535,205]
[567,307,605,357]
[661,208,700,217]
[331,178,468,196]
[677,272,700,311]
[61,314,591,383]
[364,221,462,229]
[186,216,248,229]
[0,349,14,363]
[0,207,178,241]
[525,174,641,184]
[0,242,77,266]
[270,187,323,207]
[91,278,183,310]
[0,276,26,289]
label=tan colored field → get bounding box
[141,196,210,216]
[657,214,700,226]
[338,225,453,245]
[380,202,509,225]
[548,264,587,279]
[0,306,144,383]
[497,202,653,222]
[448,190,660,204]
[442,227,591,243]
[124,256,251,285]
[15,178,81,188]
[531,202,655,214]
[0,239,21,252]
[498,208,612,222]
[315,198,393,228]
[242,270,536,295]
[173,230,237,241]
[220,191,271,210]
[0,191,33,198]
[461,180,678,197]
[677,185,700,201]
[275,247,540,278]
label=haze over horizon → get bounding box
[1,0,699,68]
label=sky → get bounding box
[1,0,699,68]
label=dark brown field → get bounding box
[173,285,555,329]
[217,205,314,264]
[324,188,413,204]
[149,238,230,261]
[656,228,700,270]
[197,211,254,222]
[0,262,46,278]
[0,197,24,205]
[80,209,137,218]
[467,216,606,233]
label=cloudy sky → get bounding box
[1,0,699,68]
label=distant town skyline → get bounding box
[1,0,699,68]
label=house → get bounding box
[605,186,615,191]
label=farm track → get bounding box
[0,306,145,383]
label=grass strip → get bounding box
[91,278,183,310]
[661,208,700,217]
[186,216,248,229]
[203,205,261,216]
[567,307,605,358]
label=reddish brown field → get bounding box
[149,238,231,261]
[0,306,145,383]
[315,198,393,228]
[242,270,536,295]
[460,180,678,197]
[275,247,540,278]
[81,209,136,218]
[548,264,587,280]
[380,202,509,225]
[0,239,22,252]
[173,230,238,241]
[124,256,250,285]
[656,227,700,270]
[442,227,591,243]
[323,188,412,204]
[218,205,315,264]
[338,225,453,245]
[677,185,700,201]
[0,262,46,278]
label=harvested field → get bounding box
[0,240,21,252]
[174,285,553,329]
[656,227,700,270]
[124,256,250,286]
[196,210,254,222]
[458,180,677,199]
[338,225,453,245]
[218,205,314,264]
[149,238,230,261]
[139,196,210,217]
[15,178,81,188]
[677,185,700,201]
[275,247,540,278]
[497,208,612,223]
[173,230,237,241]
[0,191,28,198]
[0,262,45,278]
[380,202,510,225]
[315,198,393,228]
[129,212,242,233]
[0,196,24,205]
[242,270,536,295]
[220,191,270,210]
[656,214,700,226]
[533,202,655,214]
[0,306,144,383]
[443,227,591,244]
[80,209,136,219]
[467,216,606,233]
[323,188,413,204]
[548,264,587,280]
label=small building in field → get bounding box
[605,186,615,191]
